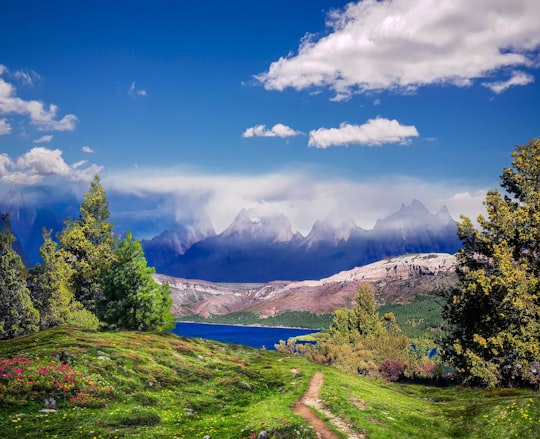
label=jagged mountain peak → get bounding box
[222,207,294,243]
[304,214,360,246]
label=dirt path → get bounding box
[293,372,364,439]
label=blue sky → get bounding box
[1,0,539,236]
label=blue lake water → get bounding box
[171,322,319,350]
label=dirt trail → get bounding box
[293,372,364,439]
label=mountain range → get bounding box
[154,253,458,318]
[142,199,461,282]
[0,190,461,283]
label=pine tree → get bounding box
[98,232,174,331]
[440,139,540,387]
[29,229,99,330]
[59,175,114,313]
[329,282,384,342]
[0,213,40,340]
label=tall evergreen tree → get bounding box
[440,139,540,387]
[98,232,174,331]
[0,213,39,340]
[29,229,99,330]
[59,175,114,313]
[329,283,384,342]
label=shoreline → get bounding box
[175,320,322,331]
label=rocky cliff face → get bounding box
[154,253,457,318]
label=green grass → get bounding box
[1,327,538,438]
[0,327,318,438]
[320,367,540,438]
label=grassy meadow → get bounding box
[1,326,539,438]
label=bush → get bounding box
[379,359,407,382]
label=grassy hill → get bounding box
[1,327,538,438]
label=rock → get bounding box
[44,397,56,410]
[258,431,269,439]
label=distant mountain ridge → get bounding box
[143,199,461,282]
[154,253,458,318]
[0,191,461,283]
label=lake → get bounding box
[171,322,320,350]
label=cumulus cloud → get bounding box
[256,0,540,99]
[129,82,147,97]
[0,65,77,131]
[0,118,11,135]
[33,134,53,143]
[82,145,94,153]
[0,147,102,185]
[482,71,535,94]
[308,117,419,148]
[103,166,486,235]
[242,123,302,138]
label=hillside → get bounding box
[155,253,458,319]
[1,327,538,438]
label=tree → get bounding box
[29,229,99,330]
[329,282,384,342]
[0,213,40,340]
[440,139,540,387]
[58,175,114,313]
[97,232,174,331]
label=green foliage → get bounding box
[440,139,540,387]
[58,175,114,313]
[0,214,39,340]
[98,232,174,331]
[29,229,83,329]
[178,311,333,329]
[378,294,445,340]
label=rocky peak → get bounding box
[222,208,294,243]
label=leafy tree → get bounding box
[440,139,540,387]
[0,213,40,340]
[58,175,114,313]
[29,229,99,330]
[97,232,174,331]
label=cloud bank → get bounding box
[256,0,540,100]
[102,166,487,235]
[308,117,419,148]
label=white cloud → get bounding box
[129,82,147,97]
[0,67,77,131]
[33,134,53,143]
[0,147,103,185]
[257,0,540,99]
[0,118,11,135]
[308,117,419,148]
[242,123,302,138]
[103,166,486,235]
[482,71,535,94]
[82,145,94,153]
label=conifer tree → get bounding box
[29,229,99,330]
[0,213,40,340]
[98,232,174,331]
[441,139,540,387]
[59,175,114,313]
[329,282,384,342]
